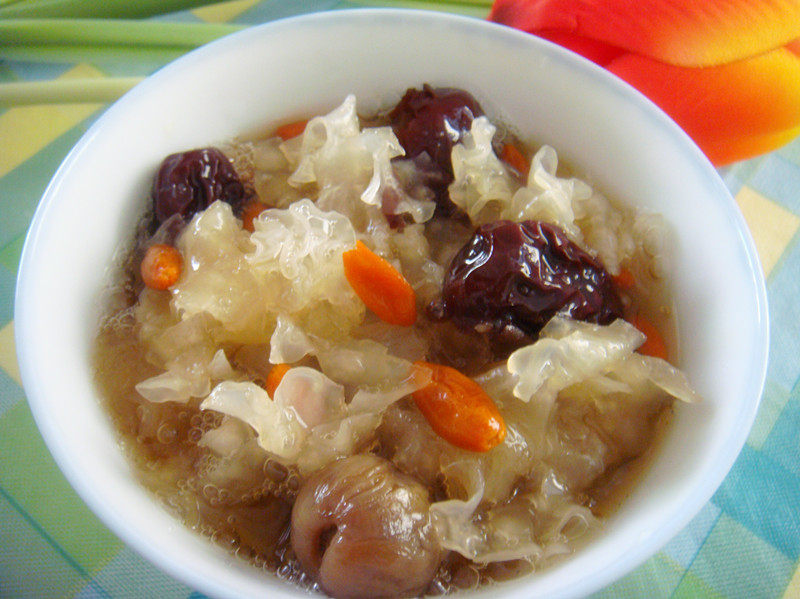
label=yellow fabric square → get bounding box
[0,321,20,386]
[192,0,260,23]
[0,64,105,178]
[782,561,800,599]
[735,185,800,277]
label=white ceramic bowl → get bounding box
[15,9,768,599]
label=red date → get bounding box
[436,220,623,339]
[389,85,484,213]
[151,148,245,227]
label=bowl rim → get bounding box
[15,7,769,599]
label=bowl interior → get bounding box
[15,9,768,599]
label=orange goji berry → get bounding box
[613,267,636,289]
[265,363,291,398]
[411,361,506,453]
[241,199,267,232]
[630,314,669,360]
[342,241,417,326]
[275,119,308,141]
[140,244,182,290]
[500,142,530,179]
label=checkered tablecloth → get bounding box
[2,2,800,598]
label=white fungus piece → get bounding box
[269,315,418,390]
[201,359,429,475]
[508,317,646,405]
[247,199,364,338]
[198,416,252,457]
[171,201,273,344]
[284,95,434,227]
[448,116,516,223]
[135,346,237,404]
[503,145,591,240]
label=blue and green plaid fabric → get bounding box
[2,2,800,597]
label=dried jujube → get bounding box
[389,85,484,211]
[437,220,623,338]
[151,147,246,227]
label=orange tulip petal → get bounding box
[489,0,800,67]
[607,47,800,165]
[708,126,800,167]
[535,30,625,66]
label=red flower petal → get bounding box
[607,47,800,164]
[489,0,800,67]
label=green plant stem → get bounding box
[0,18,243,63]
[0,76,144,105]
[0,0,223,19]
[346,0,491,16]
